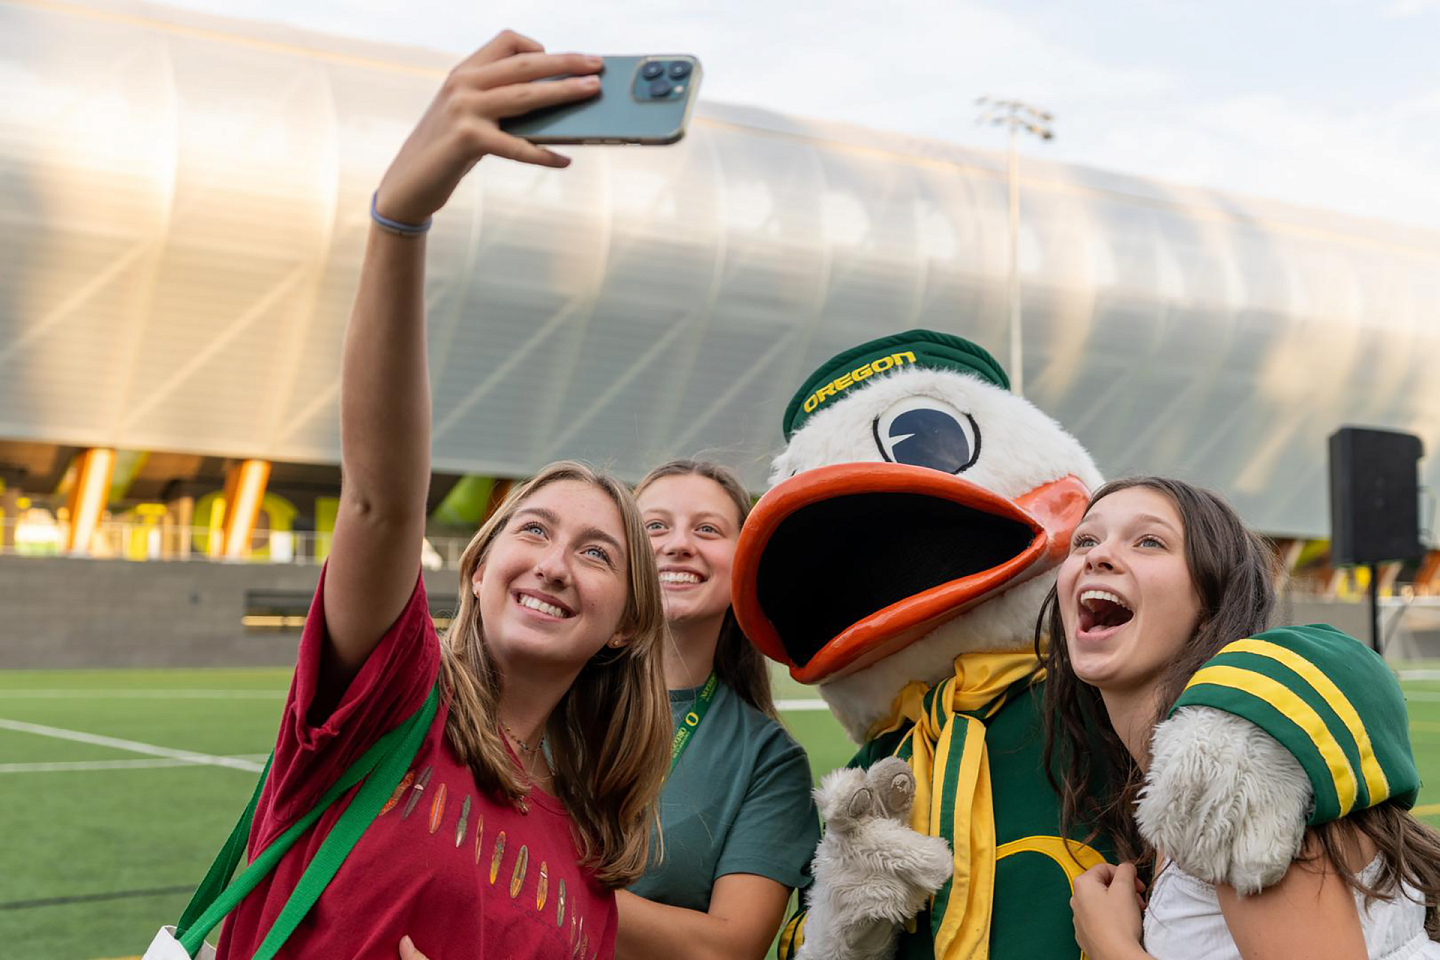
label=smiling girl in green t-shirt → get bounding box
[617,461,822,960]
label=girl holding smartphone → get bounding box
[216,32,672,960]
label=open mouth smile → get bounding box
[514,590,574,620]
[658,569,707,587]
[1076,589,1134,641]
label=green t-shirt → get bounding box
[628,678,820,912]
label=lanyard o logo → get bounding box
[685,711,701,726]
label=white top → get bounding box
[1143,857,1440,960]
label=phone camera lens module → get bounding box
[667,61,692,79]
[641,62,665,80]
[648,79,673,98]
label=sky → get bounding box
[157,0,1440,232]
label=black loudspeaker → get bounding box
[1328,427,1424,565]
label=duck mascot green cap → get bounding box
[735,329,1095,689]
[734,329,1108,960]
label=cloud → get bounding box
[1075,86,1440,230]
[139,0,1173,134]
[1384,0,1440,17]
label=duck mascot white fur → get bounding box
[731,330,1316,960]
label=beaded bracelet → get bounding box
[370,191,432,237]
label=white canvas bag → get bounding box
[144,925,215,960]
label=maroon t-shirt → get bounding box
[215,568,617,960]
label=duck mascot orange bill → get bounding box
[733,329,1110,960]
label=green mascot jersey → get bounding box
[778,674,1112,960]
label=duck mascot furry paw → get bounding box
[733,330,1111,960]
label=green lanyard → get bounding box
[669,671,719,773]
[173,684,438,958]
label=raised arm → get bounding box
[318,32,603,701]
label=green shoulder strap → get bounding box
[174,683,440,958]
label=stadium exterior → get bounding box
[2,0,1440,665]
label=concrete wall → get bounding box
[1288,597,1440,661]
[1285,597,1373,642]
[3,555,1435,668]
[0,556,459,668]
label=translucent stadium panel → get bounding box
[3,0,1440,536]
[905,164,1002,342]
[499,136,726,472]
[0,7,170,442]
[269,59,435,463]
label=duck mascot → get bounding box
[733,329,1109,959]
[734,329,1373,960]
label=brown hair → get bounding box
[635,459,778,721]
[1039,476,1282,863]
[1040,476,1440,932]
[438,461,671,887]
[1313,802,1440,937]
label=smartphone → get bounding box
[500,55,702,146]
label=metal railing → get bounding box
[4,516,1433,599]
[0,518,472,570]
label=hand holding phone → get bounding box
[500,55,703,146]
[373,31,605,226]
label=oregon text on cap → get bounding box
[800,350,918,416]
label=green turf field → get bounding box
[4,664,1440,959]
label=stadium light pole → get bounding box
[975,97,1054,398]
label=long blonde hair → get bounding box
[438,461,671,887]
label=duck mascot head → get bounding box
[735,329,1109,960]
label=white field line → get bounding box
[0,689,283,699]
[0,754,269,774]
[777,690,1440,711]
[1399,670,1440,682]
[0,718,265,772]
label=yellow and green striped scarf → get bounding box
[865,652,1043,960]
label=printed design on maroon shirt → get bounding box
[428,782,448,834]
[510,845,529,897]
[490,831,507,884]
[455,795,471,847]
[400,765,433,818]
[382,766,606,960]
[380,770,415,816]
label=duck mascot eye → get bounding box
[734,329,1110,960]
